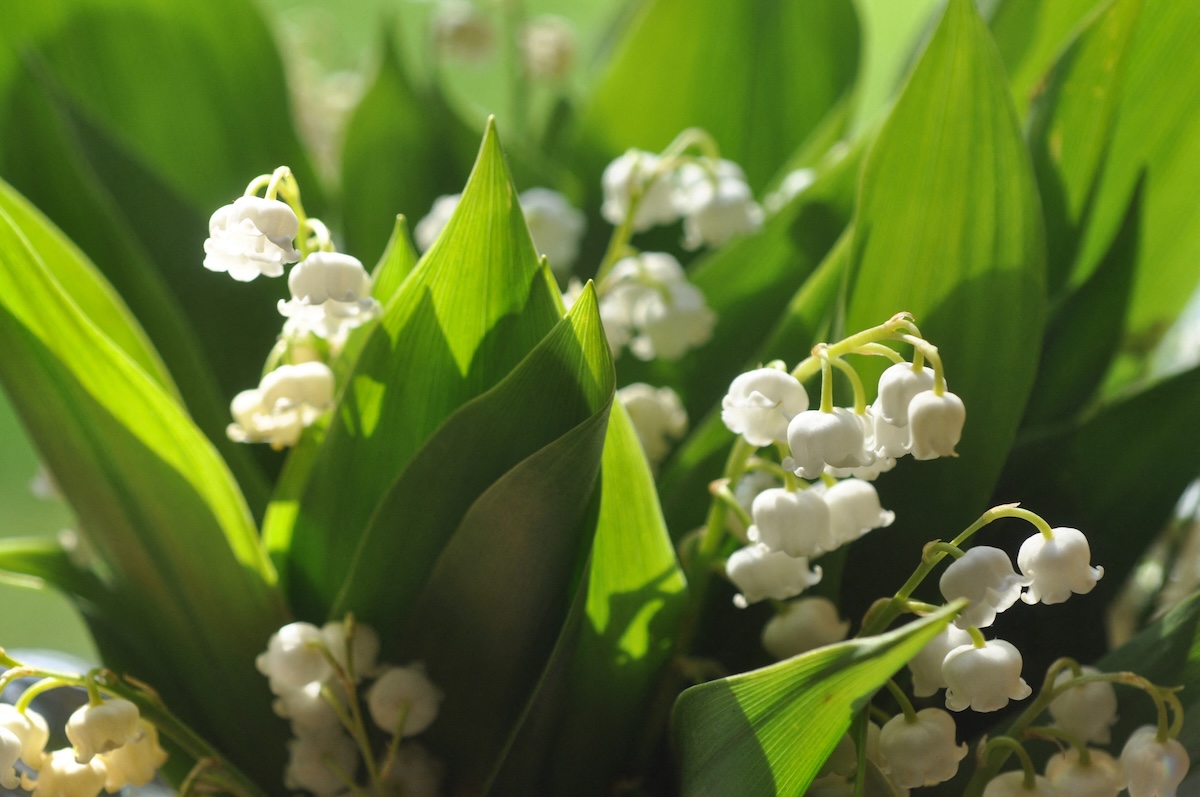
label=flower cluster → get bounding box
[256,619,445,797]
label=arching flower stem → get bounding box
[885,679,918,723]
[981,737,1038,791]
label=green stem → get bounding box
[829,356,867,415]
[925,542,965,560]
[898,334,946,395]
[1025,726,1090,764]
[712,481,753,530]
[884,680,917,723]
[791,312,916,382]
[980,737,1037,790]
[966,626,987,648]
[818,353,834,413]
[855,342,906,364]
[14,678,69,713]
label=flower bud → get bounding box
[942,638,1031,713]
[907,390,965,460]
[65,698,140,763]
[878,708,967,788]
[1120,725,1189,797]
[1048,666,1118,744]
[749,488,834,559]
[98,720,168,791]
[721,368,809,447]
[619,383,688,467]
[367,665,443,737]
[908,625,972,697]
[1045,747,1124,797]
[982,771,1056,796]
[724,544,822,608]
[939,547,1029,629]
[876,363,936,427]
[761,597,849,659]
[1018,527,1103,605]
[787,409,873,480]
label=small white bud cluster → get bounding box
[415,189,586,277]
[257,619,445,797]
[0,689,168,797]
[618,383,687,467]
[206,169,384,448]
[601,149,763,249]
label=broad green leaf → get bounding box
[673,604,960,796]
[1071,0,1200,358]
[370,215,419,305]
[0,0,322,213]
[275,121,563,619]
[576,0,860,190]
[987,0,1107,115]
[341,31,477,265]
[1026,0,1144,293]
[0,192,288,782]
[842,0,1045,617]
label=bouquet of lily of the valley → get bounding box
[0,0,1199,795]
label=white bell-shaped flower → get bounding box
[203,196,301,281]
[1018,527,1104,605]
[822,478,895,547]
[22,748,106,797]
[414,193,461,251]
[866,404,911,460]
[618,383,688,466]
[367,665,444,737]
[761,596,849,659]
[726,470,781,537]
[721,368,809,447]
[763,168,816,214]
[431,0,495,62]
[0,704,49,768]
[279,252,381,341]
[908,390,966,460]
[256,621,333,694]
[1045,748,1125,797]
[787,408,873,479]
[519,188,586,274]
[878,708,967,788]
[940,547,1030,629]
[285,733,359,797]
[65,698,140,763]
[601,253,715,361]
[909,625,972,697]
[98,720,168,792]
[0,727,21,789]
[943,638,1032,713]
[876,363,936,427]
[1049,666,1119,744]
[380,744,446,797]
[673,160,763,249]
[748,488,834,559]
[1121,725,1189,797]
[321,620,381,682]
[601,150,679,231]
[272,680,343,739]
[725,544,822,608]
[519,16,575,81]
[982,771,1057,796]
[825,455,896,482]
[228,362,336,448]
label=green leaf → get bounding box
[576,0,860,190]
[275,121,563,618]
[841,0,1046,616]
[673,604,960,796]
[1026,0,1144,293]
[0,185,288,782]
[370,215,419,305]
[340,31,477,265]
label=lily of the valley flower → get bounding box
[227,362,336,448]
[0,728,20,789]
[942,638,1032,713]
[0,704,49,768]
[22,748,106,797]
[878,708,967,788]
[1045,748,1125,797]
[367,665,444,737]
[876,362,936,427]
[98,720,168,792]
[600,253,715,361]
[760,596,850,660]
[787,408,872,479]
[203,196,300,281]
[65,699,140,763]
[414,193,462,251]
[256,621,333,694]
[721,367,809,447]
[725,544,822,608]
[519,16,575,81]
[1120,726,1189,797]
[618,383,688,467]
[821,478,895,547]
[431,0,495,62]
[1049,666,1119,744]
[907,390,966,460]
[285,733,359,797]
[909,625,972,697]
[982,771,1057,796]
[673,160,763,249]
[1018,527,1104,605]
[601,150,679,231]
[748,487,834,559]
[278,252,381,341]
[939,546,1029,629]
[519,188,586,274]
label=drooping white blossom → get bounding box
[939,546,1029,629]
[907,390,966,460]
[278,251,381,341]
[721,368,809,447]
[876,363,936,427]
[519,188,586,274]
[600,253,715,361]
[0,704,49,768]
[865,404,909,461]
[878,708,967,788]
[618,383,688,466]
[821,478,894,547]
[601,150,679,231]
[284,733,359,797]
[22,748,106,797]
[942,638,1032,713]
[272,680,343,739]
[203,196,300,281]
[381,744,446,797]
[1018,527,1104,605]
[763,168,816,214]
[1044,748,1125,797]
[367,665,444,737]
[431,0,495,62]
[519,16,575,80]
[725,544,822,608]
[673,160,763,249]
[256,621,333,694]
[761,596,850,660]
[981,771,1057,796]
[0,728,20,789]
[414,193,462,251]
[321,619,381,682]
[65,699,140,763]
[1120,725,1189,797]
[749,487,835,558]
[787,409,873,479]
[227,362,336,448]
[908,625,972,698]
[1048,666,1119,745]
[98,720,168,792]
